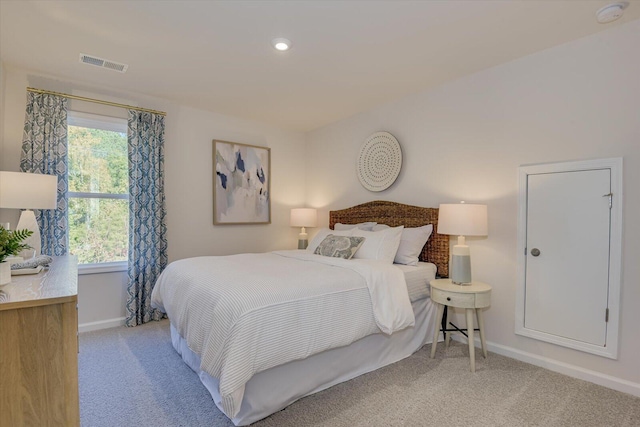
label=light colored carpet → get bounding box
[79,320,640,426]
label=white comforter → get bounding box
[151,250,414,418]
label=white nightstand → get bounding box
[429,278,491,372]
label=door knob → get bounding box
[531,248,541,257]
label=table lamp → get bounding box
[0,171,58,258]
[438,202,488,285]
[290,208,317,249]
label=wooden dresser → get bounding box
[0,256,79,427]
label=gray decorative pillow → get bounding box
[314,235,365,260]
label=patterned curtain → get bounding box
[20,92,69,256]
[125,110,168,326]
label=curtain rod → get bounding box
[27,87,167,116]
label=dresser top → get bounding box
[0,255,78,310]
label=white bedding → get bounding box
[397,261,437,302]
[171,298,437,425]
[150,250,414,418]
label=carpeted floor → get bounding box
[79,320,640,426]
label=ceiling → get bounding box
[1,1,638,132]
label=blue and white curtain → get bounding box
[125,110,168,326]
[20,92,69,256]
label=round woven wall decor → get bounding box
[356,132,402,192]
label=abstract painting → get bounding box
[213,140,270,224]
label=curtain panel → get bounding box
[20,91,69,256]
[125,110,168,326]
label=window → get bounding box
[67,112,129,268]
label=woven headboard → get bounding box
[329,200,449,278]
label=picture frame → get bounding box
[213,140,271,225]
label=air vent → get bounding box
[79,54,128,73]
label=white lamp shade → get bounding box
[437,203,488,236]
[0,171,58,209]
[290,208,317,228]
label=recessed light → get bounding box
[596,2,628,24]
[272,38,291,51]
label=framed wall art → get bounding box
[213,140,271,224]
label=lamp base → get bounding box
[451,240,472,285]
[451,254,471,284]
[298,228,309,250]
[16,210,40,259]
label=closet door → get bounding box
[525,169,610,346]
[516,158,622,359]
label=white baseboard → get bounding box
[450,335,640,398]
[78,317,126,333]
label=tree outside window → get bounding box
[67,112,128,265]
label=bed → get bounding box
[151,200,449,425]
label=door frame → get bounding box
[515,157,623,359]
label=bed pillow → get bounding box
[334,222,377,231]
[307,228,354,253]
[394,224,433,266]
[371,224,390,231]
[370,224,434,265]
[314,235,366,260]
[350,226,404,263]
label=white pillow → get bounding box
[371,224,390,231]
[350,226,404,263]
[394,224,433,266]
[334,222,377,231]
[307,228,353,253]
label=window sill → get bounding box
[78,261,128,275]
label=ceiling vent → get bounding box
[79,54,128,73]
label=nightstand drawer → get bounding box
[431,288,476,308]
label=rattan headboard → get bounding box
[329,200,449,278]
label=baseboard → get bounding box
[450,335,640,398]
[78,317,126,333]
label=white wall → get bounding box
[0,66,307,327]
[0,61,5,160]
[306,21,640,389]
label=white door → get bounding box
[525,169,611,346]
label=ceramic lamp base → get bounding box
[451,254,471,284]
[298,228,309,249]
[16,209,41,258]
[451,241,472,284]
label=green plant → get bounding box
[0,226,34,263]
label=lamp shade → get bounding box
[0,171,58,209]
[290,208,317,228]
[438,203,488,236]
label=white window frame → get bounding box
[67,111,129,274]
